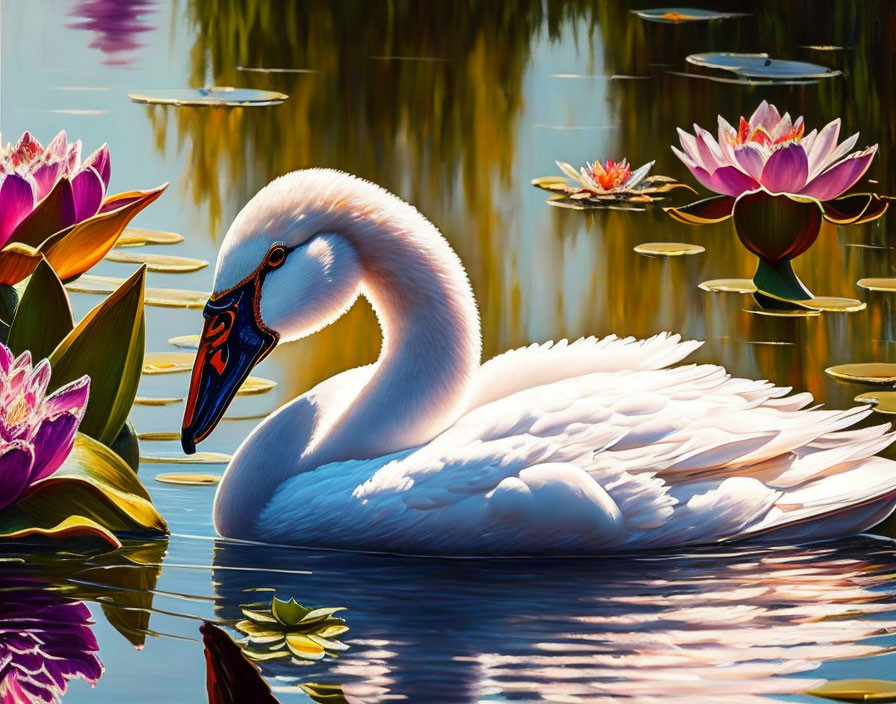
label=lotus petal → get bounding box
[0,243,44,286]
[625,161,655,189]
[81,144,111,189]
[733,145,766,181]
[0,440,34,510]
[760,143,809,193]
[0,173,36,247]
[31,161,62,200]
[29,412,81,482]
[800,147,877,201]
[9,177,76,248]
[693,125,724,170]
[806,118,841,178]
[45,130,68,158]
[71,166,105,221]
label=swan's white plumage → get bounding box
[208,169,896,554]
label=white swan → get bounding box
[181,168,896,555]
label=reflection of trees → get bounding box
[152,0,600,393]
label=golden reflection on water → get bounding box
[148,0,896,464]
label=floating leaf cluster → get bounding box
[236,597,349,664]
[532,159,693,210]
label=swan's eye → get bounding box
[266,245,287,269]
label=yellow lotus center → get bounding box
[5,394,31,427]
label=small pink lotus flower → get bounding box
[0,130,110,249]
[672,100,877,199]
[0,343,89,511]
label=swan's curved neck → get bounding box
[315,211,482,460]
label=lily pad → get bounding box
[634,242,705,257]
[743,307,820,318]
[116,228,184,247]
[67,274,209,309]
[825,363,896,385]
[136,432,178,442]
[105,251,208,273]
[806,679,896,702]
[133,377,276,406]
[168,334,201,349]
[699,278,756,293]
[128,86,287,107]
[134,396,182,406]
[155,473,221,486]
[686,52,839,79]
[858,278,896,292]
[142,352,196,375]
[139,452,232,465]
[633,8,747,23]
[855,391,896,415]
[798,297,866,313]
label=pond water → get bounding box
[3,1,896,702]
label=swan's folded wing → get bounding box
[467,332,703,410]
[258,362,896,554]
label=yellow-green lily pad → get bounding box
[826,363,896,385]
[699,278,756,293]
[142,352,196,375]
[806,679,896,702]
[140,452,232,465]
[634,242,705,257]
[105,250,208,273]
[154,472,221,485]
[858,278,896,292]
[168,334,201,349]
[128,86,287,107]
[116,228,184,247]
[67,275,209,309]
[855,391,896,415]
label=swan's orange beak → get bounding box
[181,277,278,454]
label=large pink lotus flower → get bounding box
[0,343,89,511]
[672,100,877,199]
[0,131,110,248]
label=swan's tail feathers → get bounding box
[738,454,896,544]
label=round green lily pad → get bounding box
[686,52,839,79]
[128,86,288,107]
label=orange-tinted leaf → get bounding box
[0,514,120,548]
[0,243,44,285]
[39,183,167,281]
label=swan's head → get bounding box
[182,169,365,453]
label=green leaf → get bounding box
[0,513,120,548]
[7,258,74,360]
[1,433,167,543]
[49,266,146,445]
[272,596,311,625]
[806,679,896,702]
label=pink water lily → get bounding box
[0,130,110,249]
[672,100,877,199]
[0,343,89,511]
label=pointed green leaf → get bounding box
[7,258,74,359]
[49,266,146,445]
[272,597,311,626]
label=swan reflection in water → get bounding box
[210,536,896,704]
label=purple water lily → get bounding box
[672,100,877,199]
[0,576,102,704]
[0,131,111,249]
[0,343,89,511]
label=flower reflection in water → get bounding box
[68,0,157,66]
[211,538,896,704]
[0,574,102,704]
